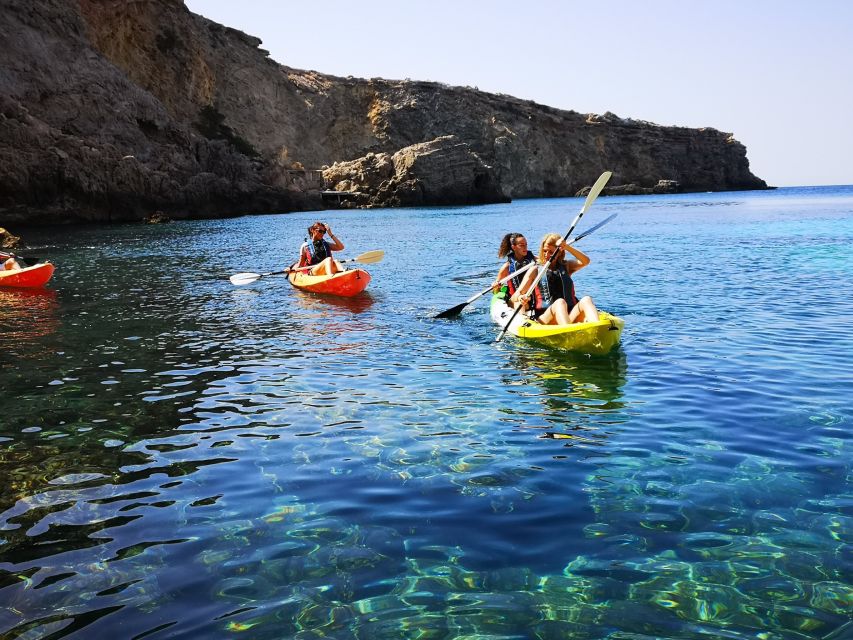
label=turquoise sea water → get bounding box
[1,186,851,639]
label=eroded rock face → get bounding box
[323,136,508,208]
[0,0,321,225]
[577,179,682,197]
[0,227,21,249]
[0,0,767,226]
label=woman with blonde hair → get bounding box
[511,233,600,325]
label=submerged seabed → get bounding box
[1,186,852,638]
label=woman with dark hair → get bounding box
[297,222,345,276]
[492,232,536,299]
[512,232,600,326]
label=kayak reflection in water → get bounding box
[492,232,536,302]
[512,232,600,325]
[298,221,345,276]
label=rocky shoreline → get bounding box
[0,0,767,229]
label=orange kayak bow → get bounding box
[0,263,55,288]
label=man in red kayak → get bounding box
[298,222,345,276]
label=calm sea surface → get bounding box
[1,186,851,639]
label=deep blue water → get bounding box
[1,186,851,639]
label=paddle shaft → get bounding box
[288,255,363,276]
[0,251,38,266]
[432,262,537,319]
[467,261,536,304]
[495,171,612,341]
[230,250,384,285]
[570,213,617,244]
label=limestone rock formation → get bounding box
[0,0,767,226]
[0,0,320,226]
[144,210,173,224]
[577,179,682,197]
[323,136,508,208]
[0,227,21,249]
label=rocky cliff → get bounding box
[323,136,509,208]
[0,0,321,226]
[0,0,766,226]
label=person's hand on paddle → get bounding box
[510,292,531,312]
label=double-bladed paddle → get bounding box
[495,171,613,342]
[229,249,384,286]
[434,261,538,319]
[433,213,618,319]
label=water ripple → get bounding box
[1,188,851,638]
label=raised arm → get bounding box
[325,224,345,251]
[561,243,590,273]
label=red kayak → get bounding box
[0,263,55,288]
[287,265,370,297]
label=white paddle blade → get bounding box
[355,250,385,264]
[229,272,261,286]
[580,171,613,213]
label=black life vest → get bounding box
[534,263,577,311]
[302,239,332,266]
[506,250,536,295]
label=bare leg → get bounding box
[539,298,571,325]
[568,295,599,323]
[311,257,340,276]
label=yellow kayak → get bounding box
[490,293,624,355]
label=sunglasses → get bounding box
[312,227,326,233]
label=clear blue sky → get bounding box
[185,0,852,187]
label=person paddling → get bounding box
[492,233,536,302]
[298,222,344,276]
[3,255,22,271]
[512,232,600,325]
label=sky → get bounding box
[184,0,853,187]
